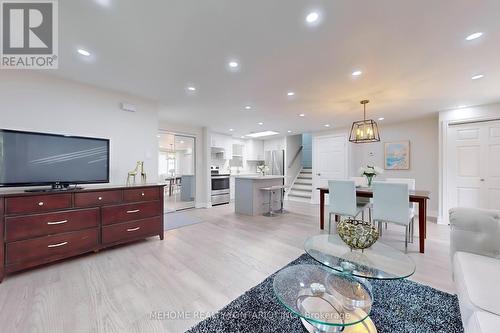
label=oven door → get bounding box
[211,177,229,192]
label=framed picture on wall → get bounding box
[384,141,410,170]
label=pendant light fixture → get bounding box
[349,100,381,143]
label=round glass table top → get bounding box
[273,264,373,329]
[304,234,416,280]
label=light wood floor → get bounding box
[0,201,454,333]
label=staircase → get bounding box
[288,167,313,202]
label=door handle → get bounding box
[317,173,321,176]
[480,179,485,182]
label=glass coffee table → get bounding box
[304,234,415,280]
[273,264,377,333]
[273,235,415,332]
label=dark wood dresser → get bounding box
[0,184,165,282]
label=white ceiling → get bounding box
[55,0,500,137]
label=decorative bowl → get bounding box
[337,219,379,250]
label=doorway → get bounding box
[312,134,348,203]
[158,132,196,212]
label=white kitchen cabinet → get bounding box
[245,139,264,161]
[210,132,233,157]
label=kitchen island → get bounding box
[234,175,285,216]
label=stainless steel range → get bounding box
[211,166,230,206]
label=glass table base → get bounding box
[301,316,377,333]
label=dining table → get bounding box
[317,187,431,253]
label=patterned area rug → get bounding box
[187,254,463,333]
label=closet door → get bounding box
[448,120,500,210]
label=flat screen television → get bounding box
[0,129,109,190]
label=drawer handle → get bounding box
[141,192,145,196]
[48,241,68,248]
[47,220,68,225]
[38,202,44,206]
[127,227,141,232]
[126,209,140,214]
[98,196,103,200]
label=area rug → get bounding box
[186,254,463,333]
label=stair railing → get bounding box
[287,145,303,169]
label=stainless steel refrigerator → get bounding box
[265,150,285,177]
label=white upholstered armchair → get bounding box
[449,207,500,333]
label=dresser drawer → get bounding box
[123,187,159,203]
[74,190,122,208]
[101,201,162,225]
[102,216,161,245]
[5,208,99,242]
[6,228,98,265]
[5,194,72,215]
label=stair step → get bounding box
[288,190,312,198]
[295,180,313,185]
[291,184,312,191]
[287,196,311,203]
[301,169,312,174]
[298,174,312,179]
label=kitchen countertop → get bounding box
[234,175,285,180]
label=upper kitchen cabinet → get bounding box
[210,132,233,158]
[245,139,264,161]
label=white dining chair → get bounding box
[372,181,414,252]
[385,178,416,241]
[328,180,371,234]
[350,176,372,215]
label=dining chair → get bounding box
[328,180,371,234]
[385,178,416,241]
[372,181,413,252]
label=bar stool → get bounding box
[260,186,279,217]
[273,185,288,214]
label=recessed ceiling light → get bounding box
[244,105,252,110]
[378,117,385,121]
[306,12,319,24]
[471,74,484,80]
[466,32,483,41]
[287,130,292,133]
[258,122,264,126]
[352,70,362,76]
[157,135,161,138]
[77,49,91,57]
[287,92,295,96]
[228,61,239,68]
[229,128,234,132]
[180,140,185,144]
[324,124,330,127]
[246,131,279,138]
[299,113,305,117]
[240,136,245,139]
[187,86,196,92]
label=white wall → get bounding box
[0,72,159,188]
[312,116,439,217]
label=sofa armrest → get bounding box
[449,207,500,260]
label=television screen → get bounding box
[0,129,109,187]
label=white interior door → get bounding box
[312,135,347,203]
[447,120,500,211]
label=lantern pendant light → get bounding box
[349,100,381,143]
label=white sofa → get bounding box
[449,208,500,333]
